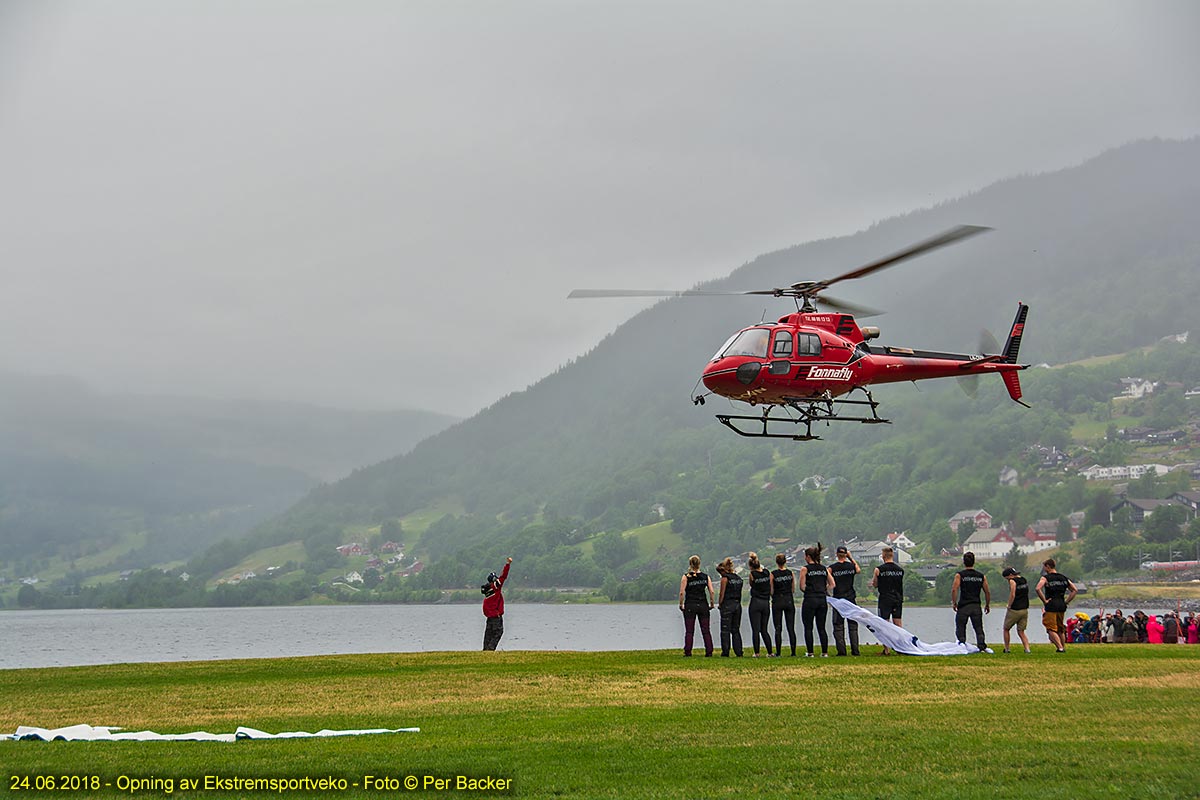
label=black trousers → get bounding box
[719,603,743,657]
[772,600,796,655]
[955,604,986,650]
[748,597,771,654]
[483,615,504,651]
[832,601,860,655]
[802,599,829,655]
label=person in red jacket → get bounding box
[481,557,513,651]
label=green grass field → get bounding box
[2,647,1198,799]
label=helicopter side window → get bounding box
[720,328,771,359]
[797,333,822,357]
[772,332,794,358]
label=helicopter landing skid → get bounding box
[714,390,891,441]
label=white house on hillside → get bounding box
[962,528,1035,560]
[844,540,913,566]
[1117,377,1157,399]
[1079,464,1169,481]
[999,466,1019,487]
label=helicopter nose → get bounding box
[702,359,761,396]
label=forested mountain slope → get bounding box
[207,139,1200,593]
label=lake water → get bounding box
[0,603,1102,669]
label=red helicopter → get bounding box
[570,225,1030,440]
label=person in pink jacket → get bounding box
[1187,614,1199,644]
[1146,614,1164,644]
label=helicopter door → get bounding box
[769,331,794,375]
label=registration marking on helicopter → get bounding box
[806,366,854,381]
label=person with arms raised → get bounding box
[829,545,861,656]
[481,557,513,651]
[715,557,744,657]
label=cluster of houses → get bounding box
[1110,491,1200,525]
[946,508,1079,560]
[943,492,1200,561]
[333,541,423,584]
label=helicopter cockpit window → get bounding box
[797,333,822,356]
[719,328,771,359]
[772,331,794,358]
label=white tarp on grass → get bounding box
[8,724,419,742]
[828,597,986,655]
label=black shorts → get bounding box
[878,599,903,620]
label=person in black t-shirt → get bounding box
[1001,566,1031,654]
[1035,558,1077,653]
[678,555,715,657]
[829,545,861,656]
[770,553,797,657]
[715,557,744,657]
[746,552,773,657]
[870,547,905,655]
[798,543,835,657]
[951,551,991,652]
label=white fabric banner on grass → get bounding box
[8,724,419,742]
[828,597,981,656]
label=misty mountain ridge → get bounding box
[0,369,457,571]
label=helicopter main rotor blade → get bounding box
[569,224,990,307]
[816,224,992,291]
[568,288,763,299]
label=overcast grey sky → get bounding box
[2,1,1197,417]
